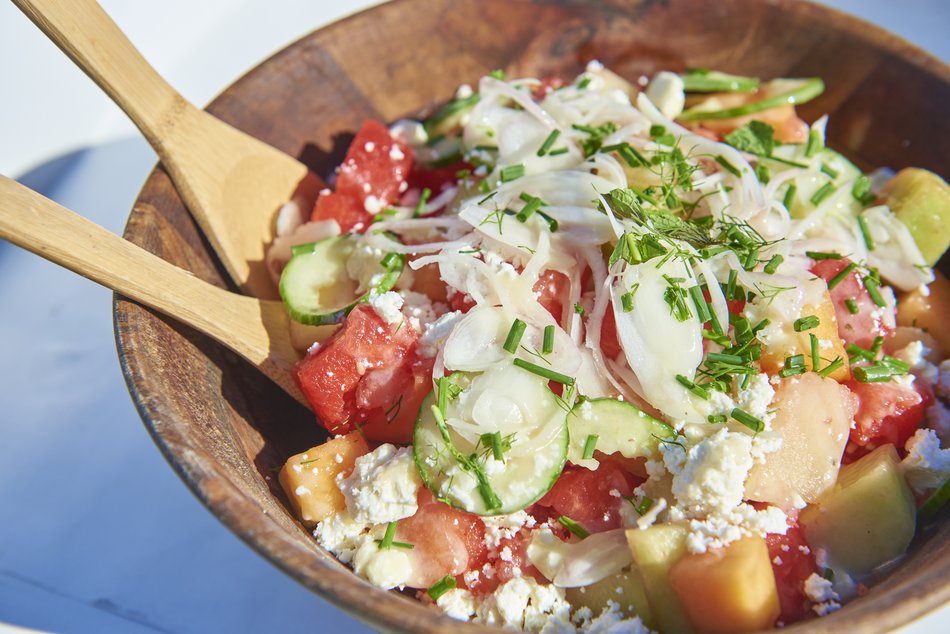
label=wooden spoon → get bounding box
[12,0,318,299]
[0,175,307,406]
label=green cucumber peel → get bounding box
[681,69,760,93]
[678,77,824,122]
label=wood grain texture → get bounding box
[113,1,950,632]
[13,0,311,299]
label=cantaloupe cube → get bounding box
[278,433,369,527]
[669,536,780,634]
[758,292,850,381]
[626,524,692,633]
[897,269,950,356]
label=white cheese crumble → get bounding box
[475,576,572,632]
[901,428,950,494]
[665,428,753,517]
[338,444,421,524]
[437,588,478,620]
[367,290,405,326]
[352,535,412,589]
[804,572,842,616]
[735,373,776,428]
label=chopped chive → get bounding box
[513,358,575,386]
[619,144,648,167]
[810,182,837,206]
[810,333,821,371]
[503,319,527,354]
[869,336,885,357]
[805,128,824,157]
[676,374,709,400]
[688,286,712,323]
[764,254,784,274]
[427,575,457,600]
[852,174,877,206]
[708,307,724,336]
[621,291,635,312]
[822,567,835,581]
[473,144,499,152]
[755,163,770,184]
[577,76,592,89]
[549,147,569,156]
[489,69,505,80]
[537,129,561,157]
[542,325,555,354]
[715,155,742,178]
[707,414,727,424]
[743,247,760,271]
[516,195,542,222]
[558,516,590,539]
[863,276,887,308]
[827,262,857,290]
[794,315,820,332]
[752,318,771,335]
[785,354,806,369]
[726,270,738,300]
[574,303,586,316]
[731,407,765,432]
[500,164,526,182]
[536,210,559,232]
[820,163,840,179]
[882,355,910,374]
[702,329,732,347]
[379,522,397,549]
[857,214,875,251]
[634,496,654,516]
[919,475,950,520]
[779,366,806,377]
[845,298,860,314]
[783,183,797,211]
[707,352,746,365]
[430,404,503,510]
[806,250,843,261]
[482,431,505,461]
[846,342,874,363]
[853,364,894,383]
[582,434,599,460]
[819,357,844,378]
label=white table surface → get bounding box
[0,1,947,632]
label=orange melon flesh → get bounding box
[278,432,369,527]
[897,269,950,357]
[758,292,850,382]
[669,536,780,634]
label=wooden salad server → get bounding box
[12,0,317,299]
[0,175,307,406]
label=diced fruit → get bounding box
[756,292,850,381]
[626,523,692,634]
[565,569,653,627]
[566,398,675,469]
[800,444,916,576]
[311,120,413,233]
[897,270,950,356]
[294,304,426,441]
[536,460,640,533]
[533,269,571,323]
[395,487,487,588]
[845,380,930,456]
[884,168,950,266]
[669,536,781,634]
[765,521,818,625]
[278,433,369,527]
[746,374,857,510]
[811,258,894,349]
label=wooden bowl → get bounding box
[114,0,950,631]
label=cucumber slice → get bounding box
[568,398,676,469]
[679,77,824,121]
[279,236,405,325]
[681,69,759,93]
[413,365,569,515]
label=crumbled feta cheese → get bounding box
[804,572,839,604]
[437,588,478,620]
[735,373,776,428]
[312,512,369,565]
[475,576,571,631]
[665,428,753,517]
[401,290,442,333]
[339,444,421,524]
[901,428,950,494]
[367,290,405,325]
[389,144,405,161]
[456,84,474,99]
[346,242,386,292]
[364,141,376,152]
[352,535,412,589]
[419,310,463,358]
[363,194,385,214]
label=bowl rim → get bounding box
[114,0,950,632]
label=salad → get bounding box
[270,63,950,633]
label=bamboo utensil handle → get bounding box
[0,175,306,406]
[12,0,311,298]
